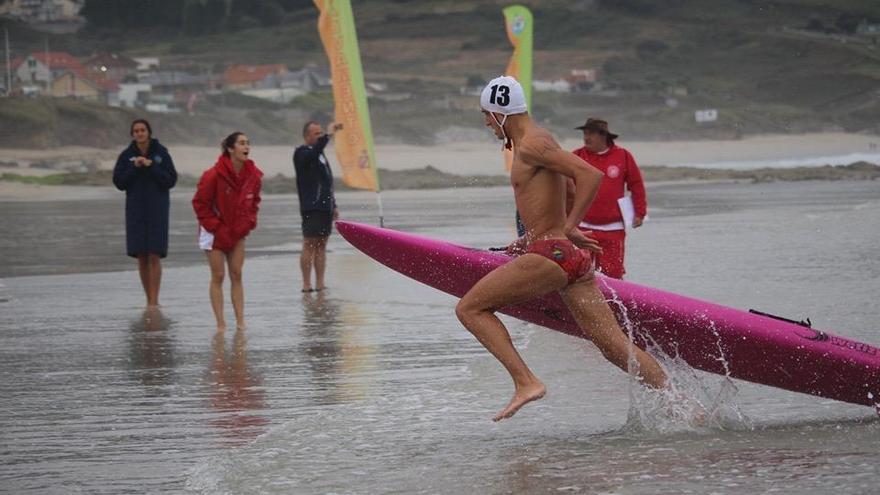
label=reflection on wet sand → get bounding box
[491,423,863,494]
[208,330,268,446]
[127,307,176,391]
[300,290,374,405]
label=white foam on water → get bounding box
[681,152,880,170]
[602,282,752,435]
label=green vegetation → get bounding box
[2,0,879,147]
[4,163,878,193]
[1,173,69,185]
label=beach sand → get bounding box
[1,132,879,186]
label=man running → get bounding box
[456,76,668,421]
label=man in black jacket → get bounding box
[293,120,341,292]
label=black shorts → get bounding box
[301,210,333,238]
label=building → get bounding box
[137,70,214,111]
[533,69,601,94]
[533,79,571,93]
[1,0,83,22]
[227,65,332,103]
[116,83,152,108]
[10,51,120,102]
[223,64,287,90]
[694,109,718,123]
[565,68,599,92]
[138,70,213,94]
[132,57,160,73]
[856,21,880,36]
[12,51,86,88]
[0,2,15,17]
[50,68,118,104]
[83,53,138,83]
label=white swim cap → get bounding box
[480,75,527,115]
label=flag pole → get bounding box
[376,190,384,227]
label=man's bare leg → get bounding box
[146,254,162,307]
[137,254,151,306]
[227,240,246,330]
[206,250,227,332]
[314,236,328,290]
[300,238,316,291]
[560,279,667,388]
[456,254,568,421]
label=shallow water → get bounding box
[1,180,879,494]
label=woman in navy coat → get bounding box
[113,119,178,307]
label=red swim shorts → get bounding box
[581,229,626,279]
[526,238,593,284]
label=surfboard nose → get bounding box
[336,220,390,250]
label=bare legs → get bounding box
[136,253,162,307]
[456,253,669,422]
[207,249,227,331]
[300,236,328,291]
[456,254,568,421]
[228,241,246,330]
[561,281,667,389]
[205,240,247,332]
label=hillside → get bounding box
[2,0,879,147]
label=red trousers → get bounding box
[582,229,626,279]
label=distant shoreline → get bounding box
[1,161,878,203]
[2,132,880,178]
[2,131,880,201]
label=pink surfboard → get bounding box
[336,220,880,408]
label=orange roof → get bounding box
[12,51,86,72]
[224,64,287,85]
[10,51,118,91]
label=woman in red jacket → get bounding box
[192,132,263,332]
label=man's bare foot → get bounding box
[217,323,227,333]
[666,389,707,426]
[236,321,246,331]
[687,399,708,427]
[492,380,546,422]
[301,287,313,292]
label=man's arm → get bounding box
[296,135,331,165]
[625,150,647,227]
[521,135,603,233]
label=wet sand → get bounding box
[2,181,880,493]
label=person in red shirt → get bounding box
[192,132,263,332]
[572,118,646,279]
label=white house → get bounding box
[534,79,572,93]
[1,0,83,22]
[133,57,160,73]
[116,83,152,108]
[695,109,718,123]
[12,51,85,87]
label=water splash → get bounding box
[601,280,752,434]
[869,392,880,417]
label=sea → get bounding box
[1,179,879,494]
